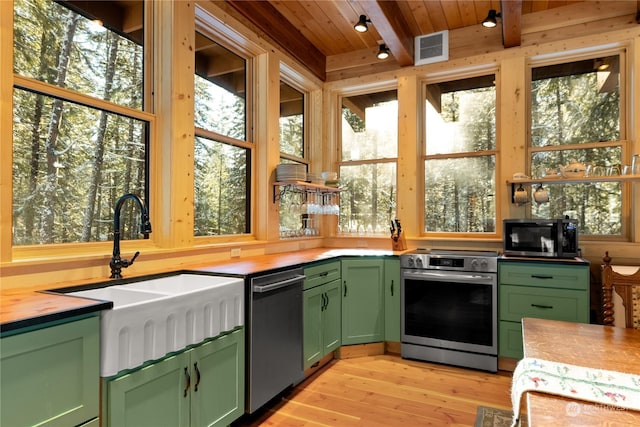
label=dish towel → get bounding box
[511,357,640,427]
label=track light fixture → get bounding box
[377,44,390,60]
[354,15,371,33]
[482,9,501,28]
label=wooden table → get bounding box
[522,318,640,426]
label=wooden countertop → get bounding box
[522,318,640,426]
[190,248,397,276]
[0,248,400,335]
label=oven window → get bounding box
[404,278,493,346]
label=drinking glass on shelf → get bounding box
[632,154,640,175]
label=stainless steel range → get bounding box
[400,249,498,372]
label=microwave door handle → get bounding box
[403,271,494,284]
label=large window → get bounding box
[339,89,397,235]
[193,31,250,236]
[529,54,624,236]
[424,75,497,233]
[278,81,308,237]
[12,0,147,245]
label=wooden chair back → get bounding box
[602,251,640,327]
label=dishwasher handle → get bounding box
[253,274,306,293]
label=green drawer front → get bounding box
[500,285,589,323]
[499,263,588,290]
[499,321,524,359]
[304,260,341,290]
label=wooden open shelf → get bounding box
[507,175,640,204]
[273,181,343,202]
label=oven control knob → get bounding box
[416,257,424,268]
[480,259,489,270]
[407,257,415,268]
[470,259,479,270]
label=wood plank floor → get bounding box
[234,354,513,426]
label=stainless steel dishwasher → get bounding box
[247,268,305,413]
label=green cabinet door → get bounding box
[322,279,342,354]
[303,279,342,369]
[106,352,190,427]
[384,258,401,342]
[341,258,385,345]
[191,328,245,427]
[1,315,100,427]
[303,284,324,369]
[105,328,245,427]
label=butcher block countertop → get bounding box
[0,248,400,335]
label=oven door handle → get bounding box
[403,271,494,284]
[253,274,306,293]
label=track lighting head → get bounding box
[377,44,390,60]
[482,9,501,28]
[354,15,371,33]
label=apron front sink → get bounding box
[68,273,244,377]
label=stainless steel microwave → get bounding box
[503,218,579,258]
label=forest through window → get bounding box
[530,54,624,236]
[12,0,147,245]
[424,75,497,233]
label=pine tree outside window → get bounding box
[529,53,625,237]
[12,0,148,246]
[193,31,250,237]
[339,89,398,235]
[277,80,308,237]
[423,75,497,234]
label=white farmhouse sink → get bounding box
[69,274,244,377]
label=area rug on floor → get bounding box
[474,406,527,427]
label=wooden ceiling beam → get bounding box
[225,0,326,81]
[500,0,522,48]
[358,0,414,67]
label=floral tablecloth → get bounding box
[511,357,640,427]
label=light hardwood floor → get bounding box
[235,354,513,426]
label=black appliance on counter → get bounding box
[503,218,579,258]
[400,249,498,372]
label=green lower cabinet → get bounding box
[383,258,401,342]
[0,315,100,427]
[103,328,245,427]
[303,279,341,369]
[498,260,589,360]
[341,258,385,345]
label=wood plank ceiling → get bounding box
[65,0,640,83]
[221,0,627,81]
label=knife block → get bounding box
[391,233,407,251]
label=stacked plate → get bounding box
[276,163,307,181]
[306,173,324,184]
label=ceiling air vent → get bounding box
[414,30,449,66]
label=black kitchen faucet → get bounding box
[109,193,152,279]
